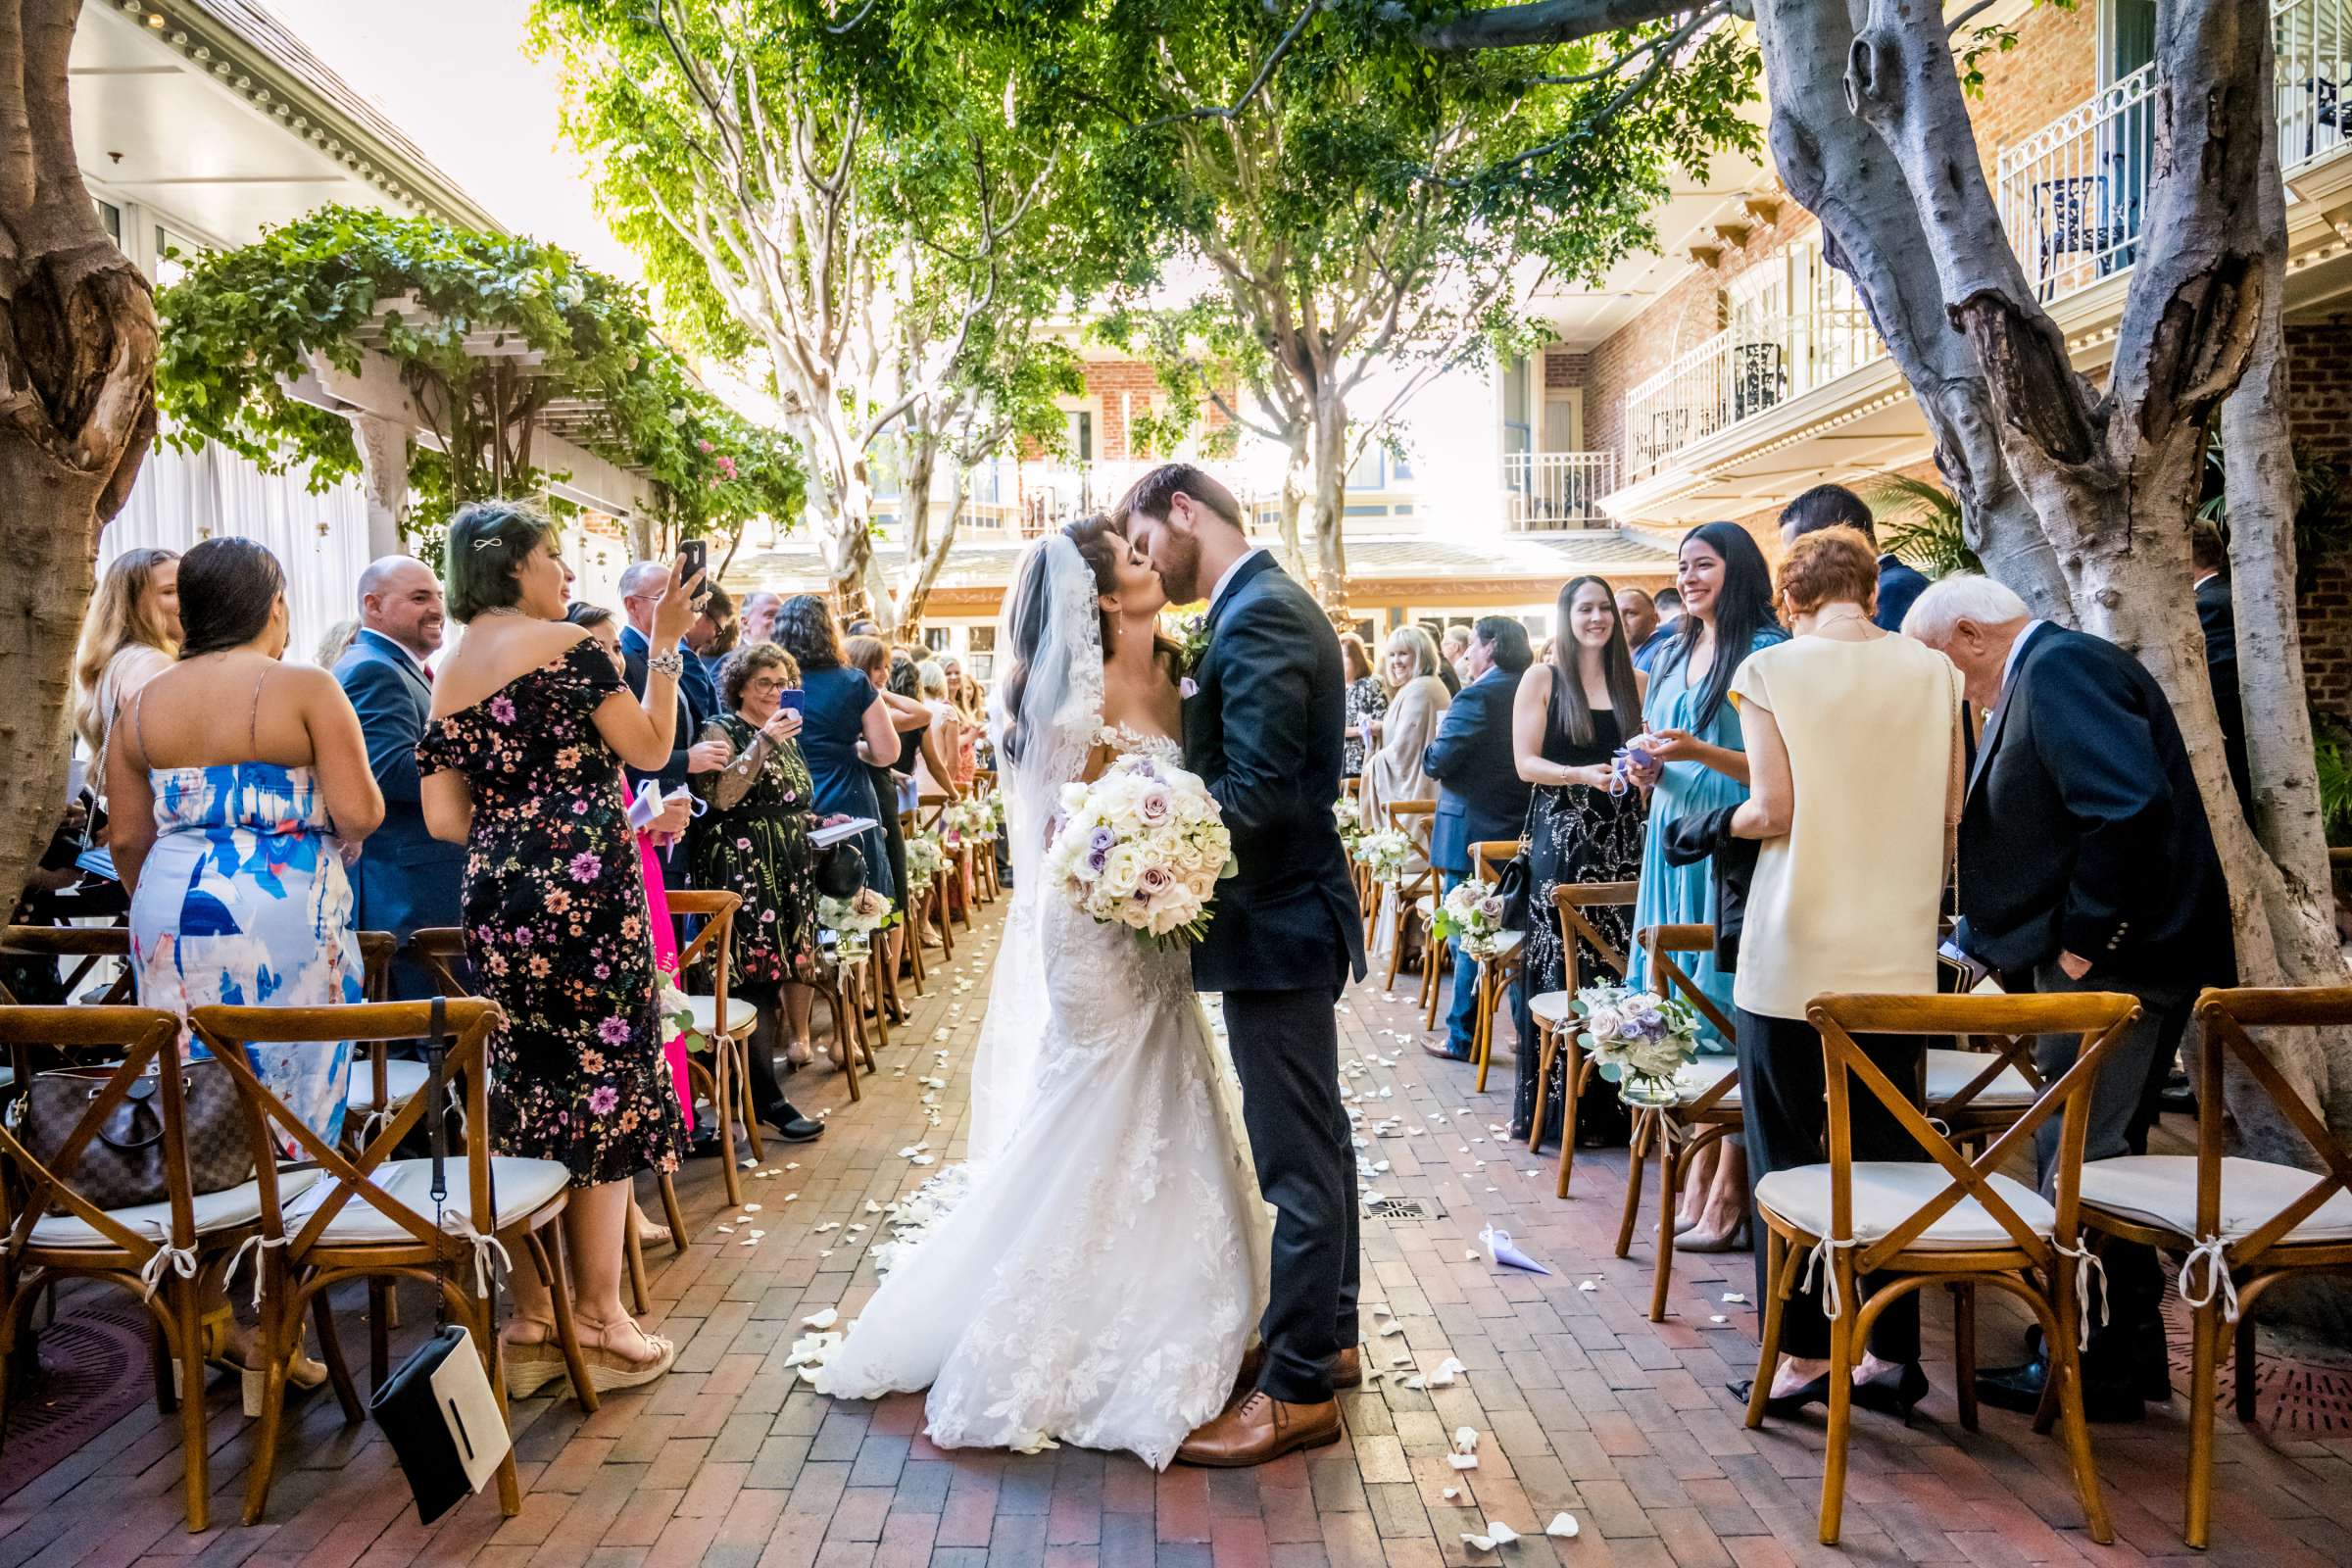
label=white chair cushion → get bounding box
[1414,896,1435,918]
[1673,1055,1740,1107]
[1490,930,1524,958]
[284,1155,570,1243]
[347,1058,430,1112]
[1530,991,1573,1026]
[31,1167,321,1249]
[1757,1163,2054,1250]
[1925,1049,2038,1109]
[687,994,759,1036]
[2080,1155,2352,1244]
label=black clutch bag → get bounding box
[368,999,510,1524]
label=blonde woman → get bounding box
[73,547,181,793]
[313,617,361,670]
[1357,624,1450,964]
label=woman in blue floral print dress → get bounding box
[417,501,700,1394]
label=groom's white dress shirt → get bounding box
[1207,547,1267,618]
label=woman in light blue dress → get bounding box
[1623,521,1783,1249]
[109,537,385,1389]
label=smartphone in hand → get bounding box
[678,537,709,584]
[776,689,806,714]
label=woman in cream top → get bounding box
[1726,525,1964,1417]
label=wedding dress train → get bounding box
[808,727,1273,1469]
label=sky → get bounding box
[259,0,643,282]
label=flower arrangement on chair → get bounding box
[1432,880,1508,962]
[819,887,897,962]
[1352,828,1412,884]
[1574,981,1702,1106]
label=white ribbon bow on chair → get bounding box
[2048,1238,2110,1349]
[2179,1235,2241,1323]
[1800,1235,1862,1320]
[441,1217,514,1299]
[137,1241,201,1300]
[223,1233,292,1309]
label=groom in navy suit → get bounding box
[334,557,463,998]
[1123,464,1367,1467]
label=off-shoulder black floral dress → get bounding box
[415,639,685,1185]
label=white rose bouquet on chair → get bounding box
[904,834,945,898]
[1044,752,1235,945]
[1433,881,1508,962]
[1334,797,1365,853]
[819,887,897,961]
[1353,828,1411,884]
[1574,981,1701,1106]
[656,972,710,1056]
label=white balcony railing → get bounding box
[1997,0,2351,306]
[1501,451,1617,528]
[1621,305,1882,483]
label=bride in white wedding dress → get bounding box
[808,518,1273,1469]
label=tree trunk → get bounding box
[898,460,965,638]
[0,0,160,921]
[1301,392,1348,609]
[1276,431,1311,586]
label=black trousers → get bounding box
[1737,1007,1925,1364]
[1222,984,1360,1403]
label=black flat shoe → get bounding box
[1851,1362,1930,1420]
[1728,1373,1832,1418]
[1977,1357,2145,1423]
[760,1102,824,1143]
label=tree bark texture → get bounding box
[0,0,159,926]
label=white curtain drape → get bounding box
[101,441,371,666]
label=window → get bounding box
[1500,355,1533,456]
[1065,410,1095,464]
[152,223,210,288]
[93,199,120,244]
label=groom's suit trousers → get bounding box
[1223,978,1359,1404]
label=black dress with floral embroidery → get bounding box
[687,712,822,987]
[415,639,685,1186]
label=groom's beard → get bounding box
[1153,530,1203,605]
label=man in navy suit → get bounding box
[1422,616,1534,1061]
[1125,464,1366,1467]
[1779,482,1928,633]
[335,557,462,998]
[1907,573,2232,1420]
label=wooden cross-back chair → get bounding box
[0,923,134,1006]
[1622,925,1744,1322]
[914,793,959,961]
[2079,986,2352,1548]
[663,891,765,1207]
[0,1006,228,1532]
[894,809,933,995]
[1461,841,1529,1093]
[1367,800,1439,995]
[921,792,978,937]
[1750,990,2139,1546]
[406,927,691,1318]
[969,769,1003,903]
[1525,881,1639,1198]
[190,997,594,1525]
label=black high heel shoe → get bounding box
[1728,1372,1832,1417]
[1851,1361,1931,1420]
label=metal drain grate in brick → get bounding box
[1369,1198,1444,1221]
[2163,1306,2352,1433]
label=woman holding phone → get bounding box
[690,642,828,1117]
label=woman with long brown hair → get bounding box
[74,546,181,788]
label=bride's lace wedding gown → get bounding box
[808,726,1273,1469]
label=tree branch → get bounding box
[1417,0,1689,52]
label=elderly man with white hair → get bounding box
[1902,573,2232,1422]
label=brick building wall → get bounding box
[2288,318,2352,716]
[1077,358,1163,463]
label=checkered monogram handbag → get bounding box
[11,1054,255,1208]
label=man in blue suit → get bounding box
[1422,615,1533,1061]
[1779,483,1928,633]
[335,557,463,998]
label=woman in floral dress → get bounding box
[417,500,698,1395]
[690,641,825,1136]
[1508,576,1647,1151]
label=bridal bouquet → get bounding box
[1353,828,1412,883]
[1432,880,1509,961]
[1573,982,1702,1105]
[819,886,897,961]
[1045,752,1235,943]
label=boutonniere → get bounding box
[1170,611,1211,677]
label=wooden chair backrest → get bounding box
[2189,988,2352,1265]
[0,924,133,1005]
[356,931,394,1002]
[1808,992,2140,1277]
[406,928,471,997]
[1638,924,1738,1114]
[665,891,741,1015]
[1387,800,1436,834]
[190,1000,503,1265]
[1554,882,1638,993]
[1470,841,1518,886]
[0,1006,203,1264]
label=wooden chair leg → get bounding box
[825,979,862,1103]
[710,1049,744,1208]
[469,1297,522,1516]
[1744,1227,1789,1429]
[1382,892,1405,992]
[2235,1313,2259,1421]
[2046,1295,2114,1544]
[530,1223,600,1413]
[1817,1260,1858,1545]
[1529,1024,1554,1153]
[625,1219,651,1316]
[2186,1299,2220,1548]
[1953,1282,1980,1433]
[1423,940,1448,1032]
[1615,1109,1653,1258]
[312,1293,364,1422]
[149,1303,175,1415]
[368,1277,391,1390]
[1649,1127,1684,1322]
[734,1034,765,1162]
[239,1303,293,1524]
[171,1279,210,1532]
[1555,1044,1587,1200]
[659,1170,689,1251]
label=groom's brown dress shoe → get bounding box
[1176,1391,1342,1467]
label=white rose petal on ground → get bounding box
[1547,1513,1581,1539]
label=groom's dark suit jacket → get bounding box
[1184,552,1367,996]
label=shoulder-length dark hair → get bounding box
[445,500,556,622]
[1549,575,1642,748]
[176,536,285,658]
[1663,521,1781,730]
[774,593,845,671]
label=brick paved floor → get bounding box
[9,902,2352,1568]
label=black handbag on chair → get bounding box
[368,998,510,1525]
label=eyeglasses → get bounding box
[746,677,795,695]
